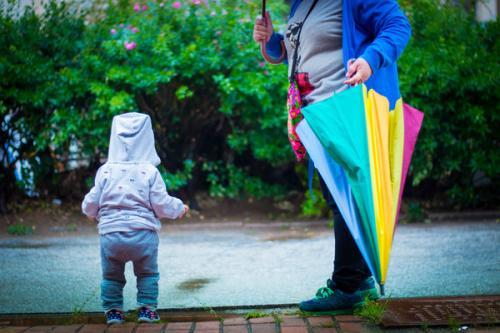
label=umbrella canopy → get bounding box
[296,120,378,279]
[299,84,423,290]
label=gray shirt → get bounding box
[284,0,346,105]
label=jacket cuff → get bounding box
[265,32,284,60]
[360,47,382,74]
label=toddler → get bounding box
[82,112,189,324]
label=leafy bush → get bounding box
[398,0,499,207]
[68,0,293,203]
[0,0,498,215]
[7,223,33,236]
[0,1,87,212]
[202,161,286,199]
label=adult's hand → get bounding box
[253,11,274,44]
[344,58,373,86]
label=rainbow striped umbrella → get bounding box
[297,84,423,293]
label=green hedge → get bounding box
[0,0,498,213]
[398,0,499,207]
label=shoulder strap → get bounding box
[289,0,320,82]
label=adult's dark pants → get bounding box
[318,175,371,293]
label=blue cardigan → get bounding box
[266,0,411,108]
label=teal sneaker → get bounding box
[299,277,380,315]
[356,276,380,301]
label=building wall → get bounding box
[476,0,498,21]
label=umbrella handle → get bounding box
[260,40,286,64]
[260,0,286,65]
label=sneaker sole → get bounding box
[299,301,365,316]
[138,318,160,323]
[300,308,354,316]
[107,319,125,325]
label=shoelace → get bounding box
[314,286,335,300]
[139,307,158,319]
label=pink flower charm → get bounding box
[133,3,140,12]
[172,1,181,8]
[124,41,137,50]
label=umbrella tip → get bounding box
[380,284,385,296]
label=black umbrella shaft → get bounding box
[262,0,266,22]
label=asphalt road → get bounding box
[0,221,498,313]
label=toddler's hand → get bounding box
[179,204,190,219]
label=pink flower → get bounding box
[110,28,117,35]
[142,4,148,11]
[119,23,124,28]
[133,3,140,12]
[192,0,202,4]
[263,70,269,76]
[131,27,139,33]
[124,41,137,50]
[258,61,265,68]
[172,1,181,9]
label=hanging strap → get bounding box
[289,0,320,82]
[308,157,316,201]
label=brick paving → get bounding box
[0,315,498,333]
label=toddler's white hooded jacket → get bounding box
[82,112,184,235]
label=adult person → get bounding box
[253,0,411,314]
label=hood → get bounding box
[107,112,161,166]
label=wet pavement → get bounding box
[0,221,499,313]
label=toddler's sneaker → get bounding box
[138,306,160,323]
[105,309,125,325]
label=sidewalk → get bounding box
[0,314,498,333]
[0,315,352,333]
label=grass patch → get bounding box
[202,305,224,323]
[244,311,270,320]
[7,223,33,236]
[69,287,99,324]
[447,316,460,331]
[354,298,388,325]
[271,312,283,324]
[66,223,78,232]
